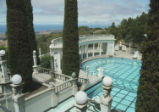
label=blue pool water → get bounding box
[82,58,141,112]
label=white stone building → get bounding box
[49,35,115,72]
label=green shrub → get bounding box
[40,55,51,69]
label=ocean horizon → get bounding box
[0,24,106,34]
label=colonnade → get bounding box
[50,35,115,73]
[80,42,106,60]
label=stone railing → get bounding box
[79,35,115,43]
[36,67,72,81]
[78,77,88,84]
[55,79,75,93]
[53,72,72,81]
[37,67,52,75]
[50,35,115,49]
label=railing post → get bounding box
[0,50,9,82]
[11,74,25,112]
[48,82,59,108]
[74,91,88,112]
[72,72,78,95]
[0,50,11,109]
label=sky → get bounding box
[0,0,150,26]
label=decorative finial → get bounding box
[11,74,22,85]
[72,72,76,78]
[75,91,88,105]
[103,76,113,89]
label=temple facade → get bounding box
[49,35,115,72]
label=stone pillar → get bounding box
[83,46,85,59]
[50,55,54,72]
[107,41,115,56]
[0,50,10,93]
[86,45,88,58]
[105,43,107,55]
[0,50,9,82]
[93,43,95,57]
[49,83,58,108]
[99,43,102,56]
[33,50,37,67]
[81,46,83,60]
[33,50,38,74]
[0,50,11,109]
[72,72,78,95]
[57,52,61,73]
[39,48,42,60]
[11,74,25,112]
[74,91,88,112]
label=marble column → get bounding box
[50,55,54,72]
[93,43,95,57]
[84,45,86,59]
[39,48,42,60]
[86,45,88,58]
[99,43,102,56]
[81,46,83,60]
[33,50,37,67]
[105,43,107,55]
[33,50,38,74]
[57,52,61,72]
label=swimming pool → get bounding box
[82,58,141,112]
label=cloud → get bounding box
[0,0,150,25]
[0,0,6,24]
[78,0,149,25]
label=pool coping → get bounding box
[81,55,141,65]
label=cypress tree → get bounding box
[25,0,38,53]
[62,0,79,76]
[25,0,40,64]
[136,0,159,112]
[6,0,39,92]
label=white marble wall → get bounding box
[107,41,115,56]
